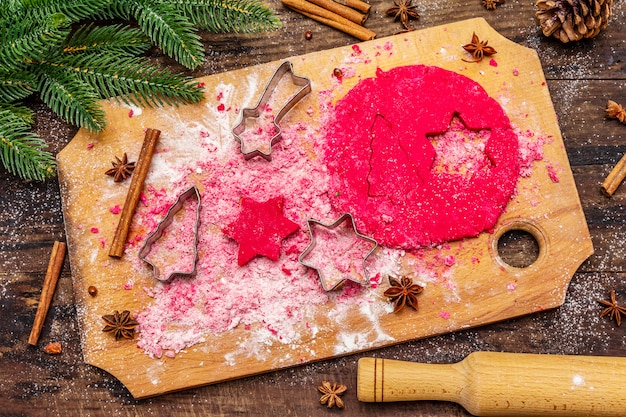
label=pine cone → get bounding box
[535,0,613,43]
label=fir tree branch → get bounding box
[37,65,107,132]
[107,0,205,69]
[0,107,56,181]
[165,0,281,33]
[0,103,35,125]
[41,53,204,108]
[3,0,113,23]
[0,13,71,70]
[0,0,282,182]
[64,23,151,56]
[0,69,38,102]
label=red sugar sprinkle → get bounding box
[128,109,134,118]
[546,163,560,183]
[109,205,121,214]
[489,59,497,67]
[217,103,226,112]
[86,143,94,150]
[90,227,99,233]
[286,245,299,255]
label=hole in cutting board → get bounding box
[496,229,540,268]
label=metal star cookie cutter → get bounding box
[298,213,379,291]
[232,61,312,161]
[138,185,201,281]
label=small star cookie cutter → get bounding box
[138,185,201,281]
[298,213,379,291]
[232,60,311,161]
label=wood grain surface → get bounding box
[1,0,625,416]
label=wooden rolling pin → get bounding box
[358,352,626,416]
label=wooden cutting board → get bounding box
[57,18,593,398]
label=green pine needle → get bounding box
[0,103,35,126]
[37,66,107,132]
[39,53,204,109]
[0,69,38,102]
[64,23,152,56]
[108,0,205,69]
[0,107,56,181]
[0,13,71,70]
[2,0,113,23]
[168,0,282,33]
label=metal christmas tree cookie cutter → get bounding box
[138,185,201,281]
[298,213,379,291]
[232,61,312,161]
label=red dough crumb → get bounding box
[223,196,299,266]
[324,65,520,249]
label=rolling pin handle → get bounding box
[357,357,465,404]
[357,352,626,416]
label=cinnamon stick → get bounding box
[282,0,375,41]
[308,0,367,24]
[334,0,371,14]
[601,153,626,197]
[109,128,161,258]
[28,241,66,346]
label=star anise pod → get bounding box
[462,32,497,63]
[598,289,626,327]
[606,100,626,124]
[318,381,347,409]
[105,153,135,182]
[102,310,139,340]
[385,0,420,31]
[482,0,504,10]
[383,276,423,313]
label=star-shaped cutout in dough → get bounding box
[427,115,494,179]
[224,196,299,266]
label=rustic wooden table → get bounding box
[1,0,625,416]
